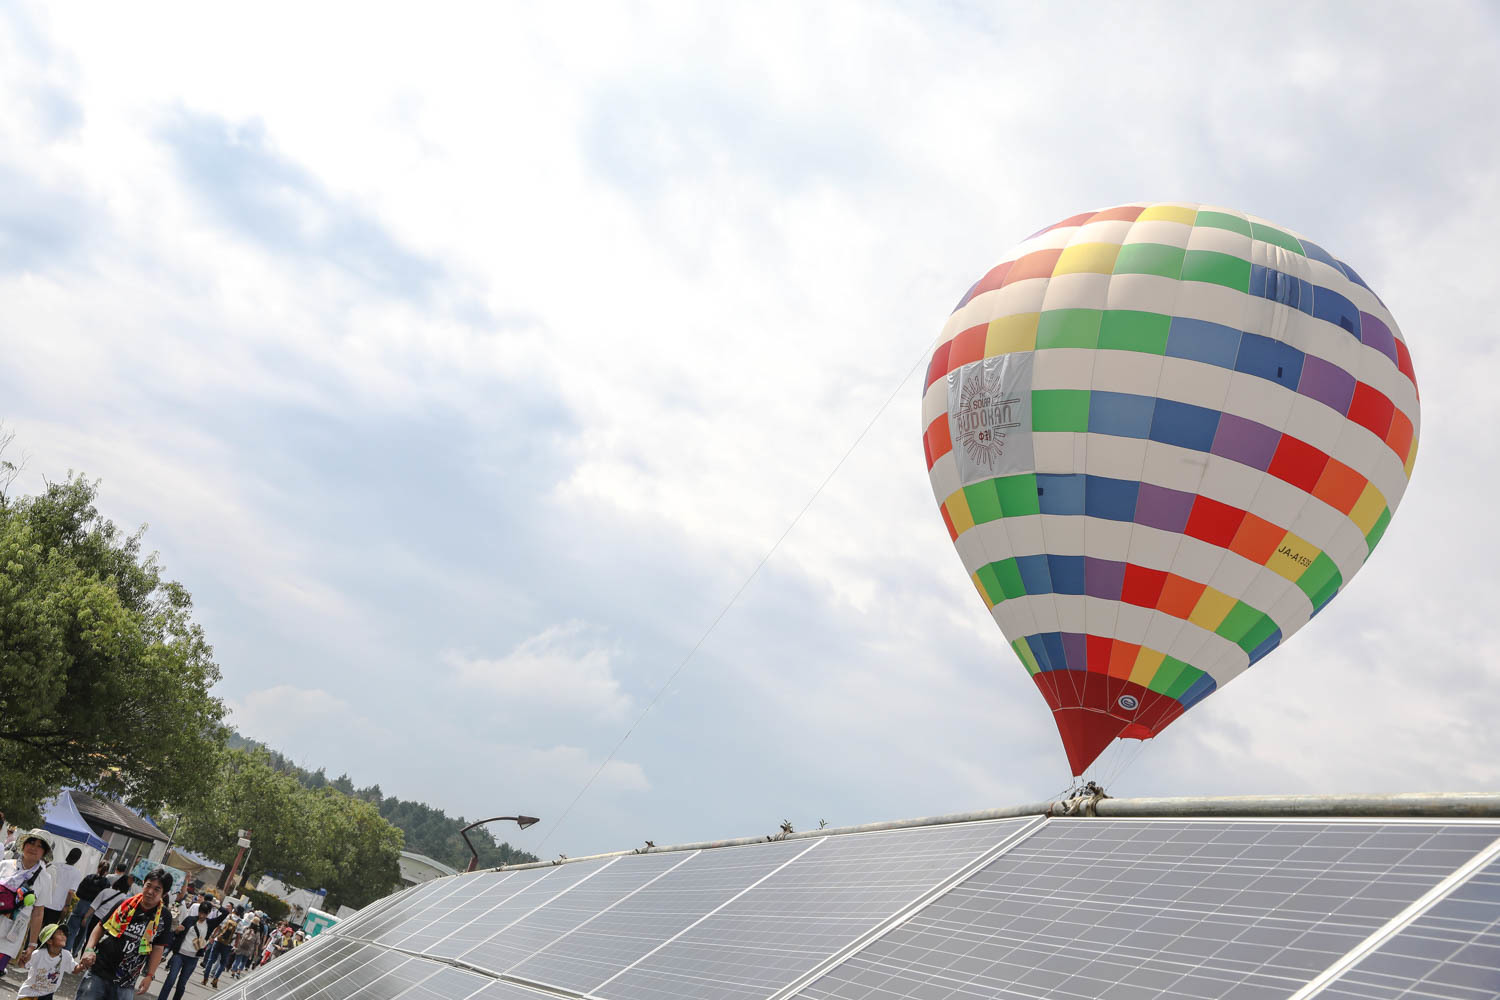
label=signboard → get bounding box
[132,858,186,891]
[302,908,339,937]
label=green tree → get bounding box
[309,789,403,910]
[0,472,227,818]
[176,748,322,888]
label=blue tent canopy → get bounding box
[41,790,109,852]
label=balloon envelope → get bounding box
[922,203,1419,775]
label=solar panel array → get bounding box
[222,814,1500,1000]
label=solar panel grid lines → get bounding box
[595,817,1039,1000]
[763,817,1050,1000]
[300,948,417,1000]
[1305,849,1500,1000]
[458,851,698,975]
[397,873,523,951]
[511,837,818,993]
[587,833,828,995]
[332,883,420,939]
[421,865,605,960]
[242,936,359,1000]
[374,877,495,945]
[433,858,617,963]
[285,942,399,1000]
[360,879,470,943]
[791,819,1500,1000]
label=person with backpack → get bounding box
[0,832,56,977]
[78,867,131,958]
[68,863,109,954]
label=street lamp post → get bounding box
[460,815,540,872]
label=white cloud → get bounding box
[228,685,388,751]
[446,624,633,723]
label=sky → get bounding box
[2,1,1499,862]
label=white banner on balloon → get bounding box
[946,353,1035,486]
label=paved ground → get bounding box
[2,957,259,999]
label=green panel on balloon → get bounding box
[1236,614,1280,656]
[963,480,1003,525]
[1296,553,1341,603]
[975,563,1004,606]
[1163,661,1206,700]
[1194,210,1252,236]
[1366,507,1392,551]
[993,558,1026,600]
[1035,309,1103,350]
[1012,638,1041,676]
[1099,310,1171,355]
[1032,390,1090,432]
[1214,601,1264,645]
[993,474,1040,517]
[1113,243,1184,279]
[1147,656,1188,696]
[1250,222,1304,254]
[1181,250,1252,292]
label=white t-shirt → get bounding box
[46,862,83,911]
[18,946,76,997]
[0,860,55,957]
[178,920,209,957]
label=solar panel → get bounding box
[594,817,1037,1000]
[459,849,691,974]
[358,878,468,943]
[511,837,813,992]
[395,872,520,951]
[424,859,610,960]
[792,820,1500,1000]
[1312,852,1500,1000]
[370,876,481,944]
[243,936,362,1000]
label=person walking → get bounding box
[79,867,131,954]
[0,832,56,978]
[198,906,240,988]
[75,868,173,1000]
[68,863,109,954]
[154,904,208,1000]
[227,918,258,980]
[13,921,75,1000]
[39,849,83,930]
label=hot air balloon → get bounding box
[923,203,1419,775]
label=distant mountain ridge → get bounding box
[228,732,540,871]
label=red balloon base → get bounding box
[1031,672,1186,775]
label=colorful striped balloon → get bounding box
[922,203,1419,775]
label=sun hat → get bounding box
[18,829,52,861]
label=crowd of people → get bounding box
[0,822,312,1000]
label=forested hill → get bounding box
[228,733,539,871]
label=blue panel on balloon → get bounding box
[1165,317,1241,369]
[1036,474,1085,516]
[1087,391,1155,439]
[1313,285,1361,337]
[1084,476,1139,522]
[1046,555,1085,595]
[1297,239,1340,271]
[1179,674,1217,709]
[1039,632,1067,672]
[1025,633,1056,671]
[1234,332,1304,390]
[1148,397,1220,453]
[1248,629,1282,665]
[1015,554,1052,596]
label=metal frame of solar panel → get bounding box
[227,798,1500,1000]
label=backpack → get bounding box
[0,864,41,916]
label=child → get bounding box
[14,923,74,1000]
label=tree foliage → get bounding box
[175,748,403,911]
[227,732,538,872]
[0,472,227,818]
